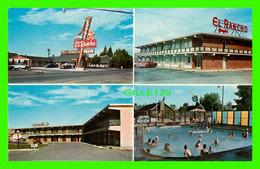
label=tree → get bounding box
[234,85,252,111]
[107,47,113,57]
[113,49,133,68]
[100,46,107,56]
[224,101,233,110]
[90,54,101,65]
[178,102,189,111]
[199,93,222,111]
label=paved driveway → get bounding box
[8,143,132,161]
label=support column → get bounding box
[162,110,164,123]
[184,111,187,123]
[149,110,151,124]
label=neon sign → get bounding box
[33,122,49,128]
[212,17,248,34]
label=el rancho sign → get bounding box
[212,17,248,34]
[73,39,97,48]
[33,122,49,128]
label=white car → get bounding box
[13,64,30,69]
[136,116,157,123]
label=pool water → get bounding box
[143,126,252,157]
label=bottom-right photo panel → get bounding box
[134,85,252,161]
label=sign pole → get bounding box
[77,16,92,69]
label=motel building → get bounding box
[10,125,83,143]
[82,104,133,149]
[135,32,252,70]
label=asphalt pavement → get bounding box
[8,68,133,84]
[8,142,132,161]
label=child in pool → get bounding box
[164,143,173,153]
[155,136,159,143]
[169,134,172,138]
[200,144,209,155]
[151,140,157,147]
[194,140,201,148]
[145,138,152,145]
[213,139,220,146]
[184,145,192,157]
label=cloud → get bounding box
[50,32,73,40]
[19,8,133,31]
[72,99,101,105]
[111,36,133,55]
[119,23,133,30]
[135,8,252,47]
[173,89,183,94]
[8,91,59,107]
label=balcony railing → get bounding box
[21,131,82,136]
[136,47,252,56]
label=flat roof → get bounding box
[135,32,252,48]
[10,124,83,130]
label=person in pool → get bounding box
[146,129,150,133]
[209,147,213,152]
[145,138,152,145]
[155,136,159,143]
[228,133,232,137]
[190,131,193,136]
[184,145,192,157]
[200,144,209,155]
[164,143,173,153]
[145,148,151,154]
[199,134,203,139]
[151,140,157,147]
[242,129,249,138]
[213,139,220,146]
[169,134,172,138]
[209,129,212,134]
[231,132,235,137]
[194,140,201,148]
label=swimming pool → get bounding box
[143,126,252,158]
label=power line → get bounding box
[63,8,133,14]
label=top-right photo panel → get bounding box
[134,8,252,84]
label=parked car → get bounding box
[46,63,58,68]
[8,65,15,70]
[135,61,157,68]
[136,116,157,123]
[13,64,31,70]
[60,64,72,69]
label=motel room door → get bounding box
[223,57,226,69]
[196,56,202,69]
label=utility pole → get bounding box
[47,49,50,57]
[77,16,92,69]
[222,85,224,111]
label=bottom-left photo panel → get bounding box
[8,85,133,161]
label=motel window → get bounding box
[186,56,191,64]
[174,42,180,49]
[249,111,252,126]
[234,111,241,125]
[146,47,150,52]
[157,46,162,51]
[163,44,171,50]
[222,111,228,124]
[212,111,217,123]
[151,46,156,52]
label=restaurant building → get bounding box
[135,32,252,70]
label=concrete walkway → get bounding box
[8,142,132,161]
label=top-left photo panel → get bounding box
[8,8,133,84]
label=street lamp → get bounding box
[16,130,20,149]
[218,85,224,111]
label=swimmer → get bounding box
[209,147,213,152]
[184,145,192,157]
[190,131,193,136]
[145,148,151,154]
[228,133,232,137]
[151,140,157,147]
[155,136,159,143]
[231,132,235,137]
[164,143,173,153]
[146,138,152,145]
[199,134,203,139]
[213,139,220,146]
[200,144,209,155]
[194,140,201,148]
[146,129,150,133]
[209,129,212,134]
[169,134,172,138]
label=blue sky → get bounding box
[8,85,133,128]
[135,8,252,50]
[134,85,239,108]
[8,8,133,57]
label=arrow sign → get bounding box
[218,28,228,34]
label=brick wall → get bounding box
[192,55,196,68]
[202,37,223,48]
[192,38,202,47]
[202,54,223,70]
[226,55,252,69]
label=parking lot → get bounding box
[135,67,252,84]
[8,67,133,84]
[8,142,132,161]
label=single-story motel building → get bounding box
[8,52,87,67]
[9,104,133,148]
[135,32,252,70]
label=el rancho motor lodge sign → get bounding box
[212,17,248,34]
[73,39,97,48]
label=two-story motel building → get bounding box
[9,104,133,148]
[135,32,252,70]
